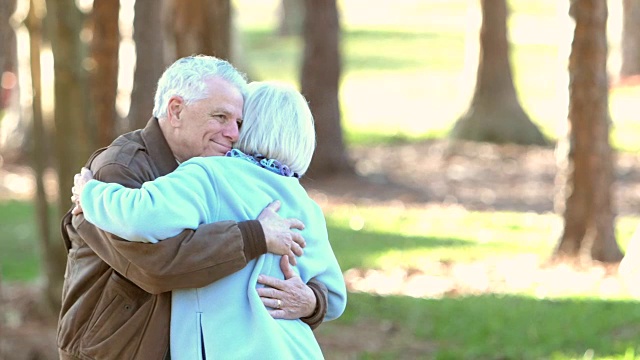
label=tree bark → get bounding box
[47,0,94,309]
[128,0,165,131]
[91,0,120,147]
[0,0,17,110]
[555,0,622,263]
[166,0,231,60]
[300,0,351,178]
[26,0,55,313]
[277,0,304,36]
[620,0,640,80]
[451,0,547,146]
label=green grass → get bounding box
[2,200,640,358]
[317,292,640,359]
[0,200,42,281]
[326,204,639,271]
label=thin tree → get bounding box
[620,0,640,81]
[25,0,55,312]
[91,0,119,147]
[47,0,94,309]
[277,0,304,36]
[128,0,165,131]
[554,0,622,262]
[451,0,547,145]
[165,0,231,60]
[1,0,17,111]
[300,0,351,177]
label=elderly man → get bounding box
[58,55,328,360]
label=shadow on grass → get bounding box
[317,292,640,360]
[327,225,472,270]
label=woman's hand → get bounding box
[71,167,94,215]
[257,255,316,319]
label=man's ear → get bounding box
[167,96,184,127]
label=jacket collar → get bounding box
[141,117,179,177]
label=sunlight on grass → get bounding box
[326,203,640,302]
[327,204,640,271]
[327,204,560,269]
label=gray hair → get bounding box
[235,81,316,176]
[152,55,248,119]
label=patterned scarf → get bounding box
[225,149,300,178]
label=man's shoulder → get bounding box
[92,130,148,170]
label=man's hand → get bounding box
[257,255,316,319]
[71,167,94,215]
[258,200,306,265]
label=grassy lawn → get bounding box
[317,292,640,360]
[0,200,42,281]
[2,200,640,358]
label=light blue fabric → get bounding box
[81,156,347,360]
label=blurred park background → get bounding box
[2,0,640,359]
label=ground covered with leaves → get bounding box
[1,140,640,359]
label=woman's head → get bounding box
[152,55,248,119]
[235,81,316,176]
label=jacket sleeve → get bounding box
[301,278,328,329]
[75,162,267,294]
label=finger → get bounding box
[290,231,306,248]
[290,241,304,258]
[267,309,286,319]
[257,275,285,290]
[280,255,296,279]
[81,167,91,176]
[287,251,297,266]
[287,218,305,231]
[72,205,81,215]
[256,287,284,302]
[266,200,281,212]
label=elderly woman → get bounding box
[73,81,347,359]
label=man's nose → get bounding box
[224,121,239,142]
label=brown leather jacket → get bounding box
[57,118,328,360]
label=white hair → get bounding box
[152,55,248,118]
[235,81,316,176]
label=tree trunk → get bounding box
[26,0,54,313]
[128,0,165,131]
[620,0,640,80]
[91,0,119,147]
[277,0,304,36]
[300,0,351,178]
[451,0,547,146]
[554,0,622,263]
[166,0,231,60]
[0,0,17,111]
[47,0,94,309]
[0,0,26,163]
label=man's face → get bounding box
[170,77,244,162]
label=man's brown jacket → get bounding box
[57,119,328,360]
